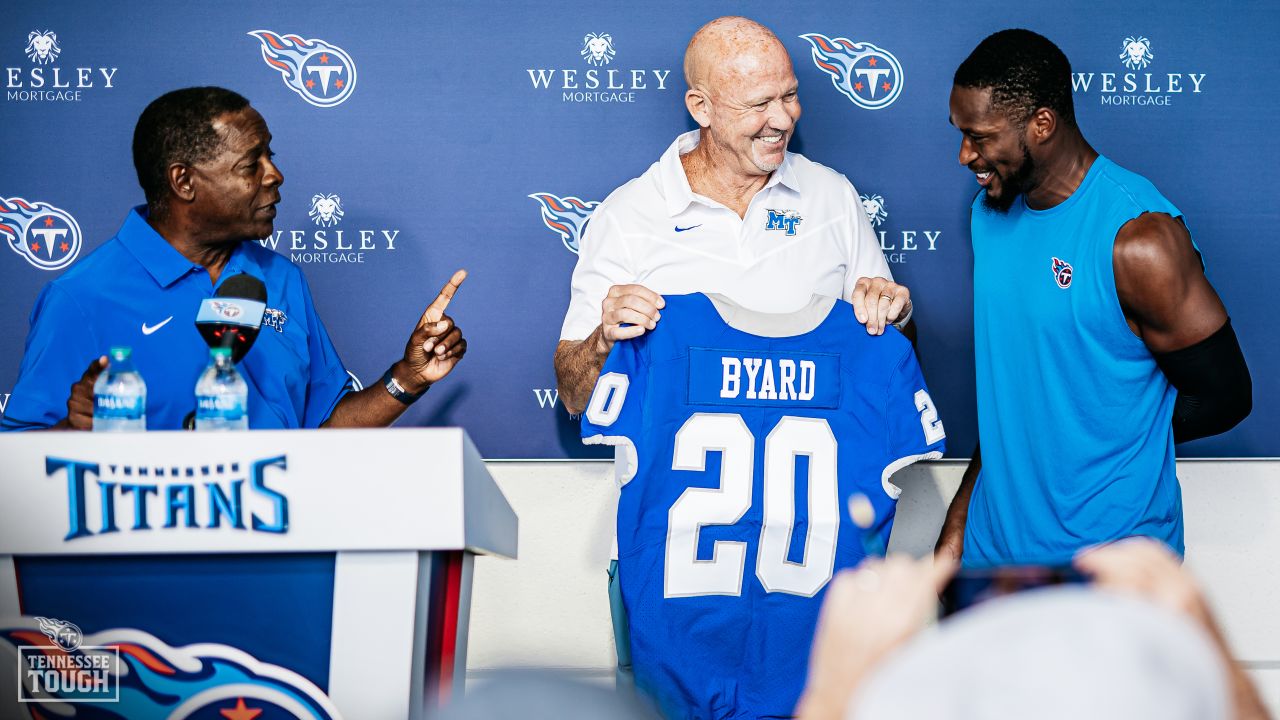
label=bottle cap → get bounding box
[109,346,131,361]
[210,347,232,359]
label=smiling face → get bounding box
[188,106,284,242]
[949,85,1038,213]
[701,44,802,177]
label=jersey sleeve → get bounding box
[1,283,102,431]
[841,178,894,302]
[580,332,649,484]
[880,345,947,499]
[559,204,631,341]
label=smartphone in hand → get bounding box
[941,566,1087,616]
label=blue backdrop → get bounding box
[2,1,1275,458]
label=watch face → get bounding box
[383,369,421,405]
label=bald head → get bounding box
[684,16,791,93]
[681,16,801,179]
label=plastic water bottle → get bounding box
[93,346,147,432]
[195,347,248,431]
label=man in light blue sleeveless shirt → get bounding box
[935,30,1252,567]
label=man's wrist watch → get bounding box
[381,366,427,405]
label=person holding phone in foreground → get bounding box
[795,539,1270,720]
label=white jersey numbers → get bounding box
[914,389,946,444]
[586,372,630,427]
[665,413,840,599]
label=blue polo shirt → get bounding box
[2,207,351,431]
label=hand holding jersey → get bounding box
[592,275,911,361]
[591,284,666,357]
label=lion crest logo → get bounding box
[309,193,344,227]
[1119,36,1153,70]
[580,33,616,66]
[26,30,60,65]
[1051,256,1073,289]
[860,193,888,227]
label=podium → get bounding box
[0,428,517,720]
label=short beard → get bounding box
[981,143,1036,214]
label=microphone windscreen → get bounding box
[217,273,267,303]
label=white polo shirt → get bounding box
[559,130,892,340]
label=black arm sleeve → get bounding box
[1152,319,1252,444]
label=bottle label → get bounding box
[94,394,144,418]
[196,395,246,420]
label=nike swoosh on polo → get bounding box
[141,316,173,335]
[674,224,702,232]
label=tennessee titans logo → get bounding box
[0,197,82,271]
[25,30,61,65]
[248,30,357,108]
[581,33,616,66]
[1052,256,1073,289]
[1,621,342,718]
[1120,36,1154,70]
[309,193,344,227]
[800,34,904,110]
[529,192,599,254]
[860,193,887,227]
[35,616,82,652]
[211,301,245,320]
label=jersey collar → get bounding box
[660,130,802,217]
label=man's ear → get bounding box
[1028,106,1058,146]
[168,163,195,203]
[686,88,711,129]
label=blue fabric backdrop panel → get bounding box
[1,1,1276,458]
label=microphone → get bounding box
[195,273,267,365]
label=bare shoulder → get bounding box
[1114,211,1225,349]
[1113,211,1200,282]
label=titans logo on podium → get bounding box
[249,30,357,108]
[45,454,291,541]
[801,33,904,110]
[0,197,82,271]
[529,192,598,254]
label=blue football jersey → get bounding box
[581,293,946,720]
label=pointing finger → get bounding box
[422,269,468,325]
